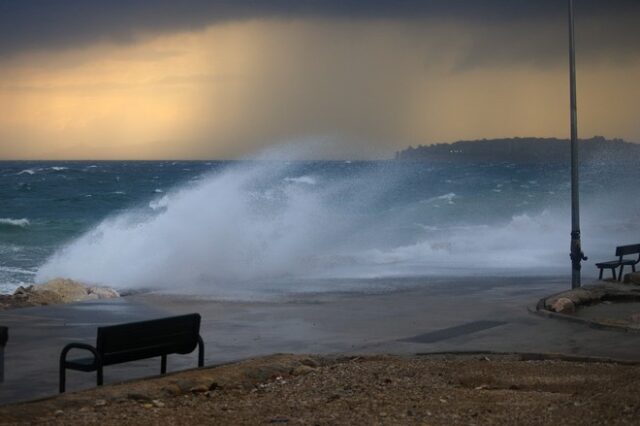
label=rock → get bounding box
[94,399,107,407]
[27,289,63,306]
[88,286,120,299]
[35,279,89,303]
[624,272,640,285]
[549,297,576,314]
[127,392,151,402]
[300,357,321,368]
[162,384,183,396]
[189,384,209,393]
[175,379,198,392]
[151,399,165,408]
[291,365,316,376]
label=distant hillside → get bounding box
[394,137,640,163]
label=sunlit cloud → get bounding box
[0,16,638,159]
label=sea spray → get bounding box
[36,161,370,291]
[25,153,640,297]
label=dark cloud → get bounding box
[0,0,638,63]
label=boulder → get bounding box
[624,272,640,285]
[549,297,576,314]
[35,279,89,303]
[1,279,120,310]
[26,288,64,306]
[88,286,120,299]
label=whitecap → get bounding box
[421,193,457,205]
[0,218,30,228]
[284,176,317,185]
[17,169,36,175]
[149,195,170,210]
[0,265,35,275]
[154,189,164,193]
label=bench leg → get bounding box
[197,335,205,367]
[612,268,617,281]
[161,355,167,374]
[97,366,103,386]
[59,366,66,393]
[619,266,624,282]
[598,268,603,280]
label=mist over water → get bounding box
[27,146,638,298]
[0,145,637,297]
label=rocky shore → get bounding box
[0,279,119,310]
[1,353,640,425]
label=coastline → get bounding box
[7,274,640,407]
[0,279,119,311]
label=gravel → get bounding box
[2,353,640,425]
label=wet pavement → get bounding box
[2,275,640,405]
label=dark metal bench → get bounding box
[59,313,204,393]
[596,244,640,281]
[0,326,7,383]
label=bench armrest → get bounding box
[60,343,101,366]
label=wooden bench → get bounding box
[59,313,204,393]
[0,326,7,383]
[595,244,640,281]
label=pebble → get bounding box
[127,392,151,402]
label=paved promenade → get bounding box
[2,276,640,405]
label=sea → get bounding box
[1,158,638,298]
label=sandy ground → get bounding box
[1,353,640,425]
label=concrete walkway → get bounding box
[2,276,640,405]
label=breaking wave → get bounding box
[34,149,638,297]
[0,218,30,228]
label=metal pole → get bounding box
[568,0,586,288]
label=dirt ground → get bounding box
[1,353,640,425]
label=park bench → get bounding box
[59,313,204,393]
[595,244,640,281]
[0,326,7,383]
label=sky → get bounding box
[0,0,639,160]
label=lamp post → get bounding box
[568,0,586,288]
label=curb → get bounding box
[532,291,640,334]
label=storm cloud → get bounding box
[1,0,639,66]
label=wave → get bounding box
[0,265,36,275]
[149,195,170,211]
[422,193,457,205]
[0,218,30,228]
[17,169,35,175]
[34,151,638,297]
[284,176,317,185]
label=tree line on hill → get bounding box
[394,136,640,163]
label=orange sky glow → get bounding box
[0,18,638,160]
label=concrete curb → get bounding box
[532,287,640,334]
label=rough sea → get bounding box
[1,158,638,297]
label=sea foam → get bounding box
[0,218,30,228]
